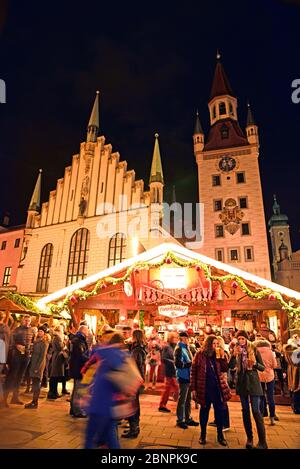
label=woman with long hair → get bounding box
[191,335,231,446]
[122,328,146,439]
[229,330,267,449]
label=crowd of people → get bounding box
[0,311,300,450]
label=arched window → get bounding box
[66,228,90,286]
[108,233,126,267]
[36,243,53,292]
[219,102,226,115]
[213,105,216,119]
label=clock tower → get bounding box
[194,54,271,279]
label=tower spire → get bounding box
[149,133,164,184]
[209,55,235,101]
[247,101,255,125]
[87,91,99,142]
[28,169,42,212]
[194,110,203,135]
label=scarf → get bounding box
[240,343,249,372]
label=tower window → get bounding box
[213,105,216,119]
[242,223,250,235]
[229,102,233,115]
[236,172,245,183]
[230,249,239,261]
[220,125,229,139]
[239,197,248,209]
[212,175,221,186]
[215,248,224,262]
[1,241,7,250]
[245,246,254,261]
[215,225,224,238]
[14,238,21,248]
[2,266,11,286]
[214,199,222,211]
[219,102,226,115]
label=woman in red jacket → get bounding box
[191,335,231,446]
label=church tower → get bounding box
[194,53,271,279]
[268,194,292,275]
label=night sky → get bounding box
[0,0,300,251]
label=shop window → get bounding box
[66,228,90,286]
[108,233,126,267]
[37,243,53,293]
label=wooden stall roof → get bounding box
[37,242,300,308]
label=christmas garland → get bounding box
[41,251,300,327]
[6,292,41,314]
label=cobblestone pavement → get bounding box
[0,386,299,450]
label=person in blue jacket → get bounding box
[175,331,199,429]
[84,331,128,449]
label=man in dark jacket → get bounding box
[158,332,179,413]
[69,325,89,418]
[175,331,199,429]
[4,315,34,406]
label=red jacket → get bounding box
[190,351,231,406]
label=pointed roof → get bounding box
[210,53,235,101]
[37,241,300,309]
[28,169,42,212]
[149,133,164,184]
[268,194,289,227]
[87,91,99,142]
[204,118,248,151]
[246,102,256,126]
[194,110,203,135]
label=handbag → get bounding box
[107,355,143,396]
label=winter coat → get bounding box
[146,346,161,366]
[29,337,50,380]
[283,343,300,393]
[229,342,265,396]
[87,345,128,417]
[161,343,176,378]
[0,323,10,362]
[50,333,67,378]
[254,339,277,383]
[190,351,231,406]
[175,342,193,383]
[69,332,89,380]
[131,342,147,380]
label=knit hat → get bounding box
[38,325,47,332]
[179,331,189,338]
[236,330,249,340]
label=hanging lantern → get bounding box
[165,257,172,265]
[195,265,201,272]
[268,293,276,301]
[231,281,238,289]
[69,295,78,305]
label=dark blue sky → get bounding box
[0,0,299,250]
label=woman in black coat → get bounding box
[48,326,68,399]
[121,328,146,439]
[229,330,267,449]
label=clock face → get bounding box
[218,156,236,172]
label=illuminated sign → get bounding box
[158,304,189,318]
[160,267,187,289]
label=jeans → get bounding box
[176,382,191,423]
[32,377,41,403]
[71,378,85,416]
[128,390,141,429]
[145,364,159,386]
[240,394,261,414]
[5,351,30,399]
[292,390,300,413]
[200,394,224,438]
[85,413,120,449]
[160,377,179,407]
[260,380,276,418]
